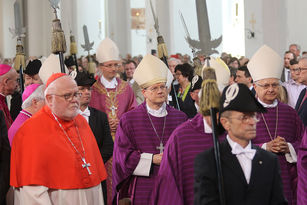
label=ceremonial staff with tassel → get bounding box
[70,32,79,74]
[149,0,180,110]
[49,0,66,73]
[10,1,26,93]
[205,58,226,205]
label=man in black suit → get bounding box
[235,66,256,95]
[0,110,10,204]
[194,83,287,205]
[295,57,307,126]
[75,72,113,204]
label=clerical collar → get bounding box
[100,75,118,89]
[203,117,212,134]
[146,102,168,117]
[257,98,278,108]
[227,135,252,150]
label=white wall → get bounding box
[244,0,306,58]
[75,0,105,57]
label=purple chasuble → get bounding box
[0,94,12,129]
[112,102,188,204]
[297,130,307,205]
[8,110,32,146]
[89,77,137,138]
[151,113,225,205]
[252,102,303,204]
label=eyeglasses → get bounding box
[100,63,122,68]
[294,67,307,73]
[146,85,167,92]
[255,82,279,89]
[290,68,300,73]
[50,92,82,101]
[228,114,260,124]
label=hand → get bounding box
[152,153,163,165]
[109,119,119,133]
[267,137,289,154]
[273,136,290,153]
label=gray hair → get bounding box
[290,43,301,51]
[22,85,45,109]
[44,75,74,97]
[168,57,182,65]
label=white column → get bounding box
[26,0,53,57]
[107,0,130,57]
[0,0,16,58]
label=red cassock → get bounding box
[10,105,107,189]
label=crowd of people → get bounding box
[0,40,307,205]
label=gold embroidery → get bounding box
[92,79,128,121]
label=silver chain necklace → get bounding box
[51,112,92,175]
[147,112,167,153]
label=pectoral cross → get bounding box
[156,142,164,154]
[82,158,92,175]
[110,105,117,116]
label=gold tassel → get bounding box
[88,61,96,75]
[157,36,168,59]
[199,79,220,116]
[13,44,25,71]
[51,19,66,54]
[202,67,217,80]
[70,35,77,55]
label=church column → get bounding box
[107,0,131,57]
[0,0,16,58]
[25,0,53,57]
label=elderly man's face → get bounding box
[254,78,280,104]
[6,69,18,95]
[221,111,257,143]
[47,77,80,121]
[142,82,167,107]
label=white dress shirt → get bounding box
[227,135,256,184]
[78,107,90,122]
[282,79,306,109]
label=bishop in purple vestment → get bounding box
[112,54,188,204]
[247,45,303,204]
